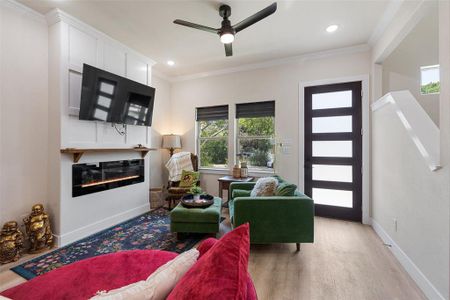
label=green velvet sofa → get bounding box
[228,181,314,250]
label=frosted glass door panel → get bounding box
[313,188,352,208]
[312,91,352,110]
[312,141,352,157]
[312,116,352,133]
[312,165,352,182]
[305,81,362,220]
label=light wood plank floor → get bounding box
[220,215,425,300]
[1,214,426,300]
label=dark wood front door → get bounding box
[304,81,362,222]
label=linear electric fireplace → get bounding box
[72,159,144,197]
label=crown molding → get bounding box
[368,0,404,46]
[45,8,69,26]
[1,0,46,23]
[45,8,156,66]
[167,44,371,83]
[372,0,430,64]
[151,69,172,82]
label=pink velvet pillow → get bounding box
[167,223,250,300]
[196,237,218,258]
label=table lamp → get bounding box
[162,134,181,156]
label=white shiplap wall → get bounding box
[47,9,156,246]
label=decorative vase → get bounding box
[240,162,248,178]
[233,165,241,178]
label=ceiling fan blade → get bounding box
[233,2,277,33]
[173,19,218,34]
[225,43,233,57]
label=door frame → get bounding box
[299,75,370,224]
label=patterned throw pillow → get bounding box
[272,175,285,184]
[275,182,297,197]
[179,170,199,187]
[250,177,278,197]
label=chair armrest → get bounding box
[229,182,256,201]
[232,196,314,243]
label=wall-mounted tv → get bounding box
[79,64,155,126]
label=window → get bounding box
[420,65,440,95]
[196,105,229,169]
[124,93,150,126]
[94,80,116,121]
[236,101,275,171]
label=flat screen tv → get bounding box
[79,64,155,126]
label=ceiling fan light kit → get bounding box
[220,33,234,44]
[174,2,277,57]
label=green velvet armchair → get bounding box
[228,181,314,250]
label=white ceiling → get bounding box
[19,0,391,77]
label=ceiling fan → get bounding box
[173,2,277,57]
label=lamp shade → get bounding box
[162,134,181,149]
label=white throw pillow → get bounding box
[250,177,278,197]
[90,248,199,300]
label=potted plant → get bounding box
[189,186,203,202]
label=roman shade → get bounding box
[196,105,229,121]
[236,101,275,118]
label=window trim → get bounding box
[195,103,276,173]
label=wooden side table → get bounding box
[218,175,254,207]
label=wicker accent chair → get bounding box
[165,153,199,209]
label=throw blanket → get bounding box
[166,152,193,182]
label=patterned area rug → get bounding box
[12,208,205,280]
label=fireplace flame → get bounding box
[81,175,140,188]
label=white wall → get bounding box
[149,74,172,188]
[0,2,48,226]
[47,10,156,246]
[371,2,450,299]
[170,50,371,195]
[382,5,440,126]
[372,106,449,299]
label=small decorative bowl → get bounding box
[181,194,214,208]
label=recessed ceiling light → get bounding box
[326,24,339,33]
[167,60,175,66]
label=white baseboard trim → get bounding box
[371,219,445,300]
[54,203,150,246]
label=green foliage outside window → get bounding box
[237,117,275,169]
[198,120,228,168]
[420,81,440,95]
[198,116,275,170]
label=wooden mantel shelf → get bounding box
[60,147,157,163]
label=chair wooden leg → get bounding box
[296,243,301,252]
